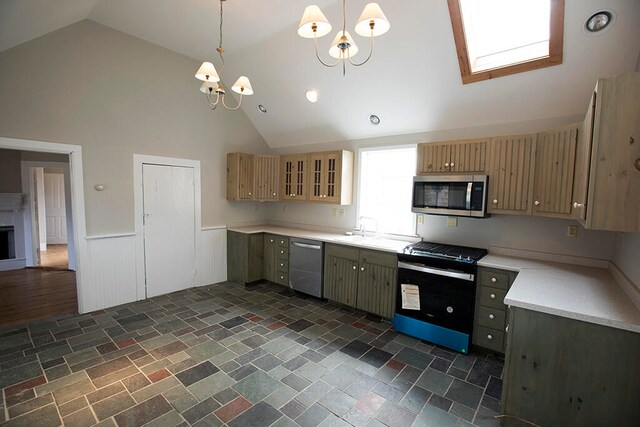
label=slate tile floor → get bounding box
[0,281,504,426]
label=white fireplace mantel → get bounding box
[0,193,25,212]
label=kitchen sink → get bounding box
[332,235,410,249]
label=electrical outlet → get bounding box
[447,217,458,228]
[282,204,287,213]
[339,209,345,217]
[417,215,424,224]
[332,208,337,217]
[567,224,578,238]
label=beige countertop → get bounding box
[227,225,416,253]
[479,254,640,333]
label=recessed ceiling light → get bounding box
[585,11,613,33]
[305,90,318,103]
[258,105,267,113]
[369,114,381,125]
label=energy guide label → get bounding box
[401,284,420,310]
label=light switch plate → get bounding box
[567,224,578,238]
[417,215,424,224]
[447,217,458,228]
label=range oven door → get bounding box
[395,261,476,335]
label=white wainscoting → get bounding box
[81,227,227,313]
[83,234,137,313]
[197,227,227,286]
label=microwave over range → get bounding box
[412,175,489,218]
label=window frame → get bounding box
[447,0,565,84]
[356,144,418,238]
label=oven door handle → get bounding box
[398,261,475,282]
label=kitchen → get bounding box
[0,0,639,426]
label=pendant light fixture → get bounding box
[195,0,253,110]
[298,1,390,75]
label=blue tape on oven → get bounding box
[392,314,470,354]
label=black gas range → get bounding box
[393,241,487,354]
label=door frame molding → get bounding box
[21,161,77,270]
[0,137,87,313]
[133,154,201,300]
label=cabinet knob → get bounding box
[280,240,284,244]
[280,263,284,267]
[490,293,496,299]
[270,239,274,243]
[361,267,365,271]
[492,199,498,204]
[534,200,540,206]
[489,314,495,320]
[248,192,252,195]
[445,162,450,167]
[491,277,497,283]
[573,202,584,208]
[280,250,284,254]
[450,163,455,167]
[352,265,357,270]
[280,276,284,280]
[487,334,493,340]
[273,192,276,196]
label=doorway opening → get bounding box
[0,142,84,328]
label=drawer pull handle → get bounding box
[505,325,509,333]
[491,277,497,283]
[489,314,495,320]
[490,293,496,299]
[487,334,493,340]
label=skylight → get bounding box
[448,0,564,84]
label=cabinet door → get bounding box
[309,153,325,202]
[356,250,397,318]
[450,140,487,173]
[281,155,308,201]
[324,151,342,203]
[418,143,451,174]
[532,125,579,217]
[254,156,279,201]
[247,234,264,283]
[573,91,596,223]
[487,135,536,214]
[238,153,254,200]
[324,244,359,307]
[227,231,248,284]
[263,234,277,282]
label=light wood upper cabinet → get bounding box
[254,155,279,201]
[417,139,487,174]
[531,125,579,218]
[487,134,536,215]
[280,154,308,201]
[577,72,640,232]
[308,150,354,205]
[227,153,254,201]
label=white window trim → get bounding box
[356,144,419,239]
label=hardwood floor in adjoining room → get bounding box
[40,244,69,269]
[0,268,77,328]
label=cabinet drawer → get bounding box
[277,247,289,258]
[477,305,506,329]
[277,259,289,273]
[479,286,507,310]
[278,237,289,248]
[475,325,505,352]
[479,269,511,290]
[276,272,288,286]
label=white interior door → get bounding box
[142,164,196,298]
[44,172,66,245]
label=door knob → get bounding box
[573,202,584,208]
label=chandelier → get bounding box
[195,0,253,110]
[298,1,390,75]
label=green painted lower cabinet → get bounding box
[263,234,278,283]
[324,243,397,318]
[227,231,264,285]
[501,307,640,426]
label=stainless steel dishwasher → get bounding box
[289,238,323,298]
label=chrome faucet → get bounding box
[358,216,379,237]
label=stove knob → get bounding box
[446,306,453,314]
[466,256,471,261]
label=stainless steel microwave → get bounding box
[412,175,489,218]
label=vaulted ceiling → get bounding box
[1,0,639,148]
